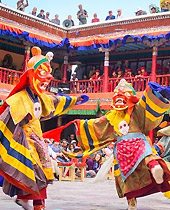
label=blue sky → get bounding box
[2,0,160,25]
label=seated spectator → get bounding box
[77,4,88,25]
[30,7,37,16]
[89,66,96,78]
[67,143,75,153]
[116,9,123,19]
[149,4,160,13]
[52,14,60,25]
[45,12,50,21]
[17,0,28,12]
[37,9,45,19]
[68,15,74,26]
[135,8,147,16]
[86,153,102,178]
[62,139,68,151]
[102,143,114,159]
[160,0,170,12]
[117,68,123,78]
[105,10,115,20]
[122,60,130,71]
[70,73,78,81]
[92,13,100,23]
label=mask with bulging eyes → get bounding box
[118,120,129,135]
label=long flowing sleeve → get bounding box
[134,82,170,134]
[63,115,116,158]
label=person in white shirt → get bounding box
[116,9,123,19]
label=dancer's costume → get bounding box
[63,79,170,209]
[0,47,88,209]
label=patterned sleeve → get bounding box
[135,82,170,133]
[63,115,116,158]
[53,95,78,116]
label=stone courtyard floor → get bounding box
[0,179,170,210]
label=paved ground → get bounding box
[0,179,170,210]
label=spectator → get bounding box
[125,69,134,78]
[89,66,96,78]
[67,65,72,81]
[52,14,60,25]
[122,60,130,71]
[67,143,75,153]
[140,67,148,76]
[92,13,100,23]
[105,11,115,20]
[45,12,50,21]
[86,153,102,178]
[30,7,37,16]
[135,8,147,16]
[149,4,160,13]
[90,70,100,80]
[115,61,122,70]
[116,9,123,19]
[117,68,123,78]
[111,70,117,78]
[68,15,74,26]
[160,0,170,12]
[17,0,28,12]
[37,9,45,19]
[77,4,88,25]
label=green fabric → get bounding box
[0,101,4,106]
[67,100,108,115]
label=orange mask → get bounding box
[27,47,54,95]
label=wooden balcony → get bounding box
[1,67,170,100]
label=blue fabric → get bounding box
[148,82,170,102]
[154,145,161,156]
[105,15,115,20]
[0,175,4,187]
[1,27,170,51]
[75,95,89,105]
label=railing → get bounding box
[109,76,150,92]
[47,79,66,94]
[1,67,170,94]
[0,67,23,85]
[69,79,103,94]
[156,74,170,86]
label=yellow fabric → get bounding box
[114,158,121,177]
[6,89,55,124]
[160,0,170,9]
[0,122,35,181]
[87,119,100,150]
[43,168,54,180]
[54,96,77,116]
[106,110,130,136]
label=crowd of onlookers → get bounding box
[1,1,170,27]
[46,133,115,179]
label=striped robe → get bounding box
[0,89,77,197]
[65,84,170,198]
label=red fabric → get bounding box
[17,187,47,200]
[92,18,100,23]
[117,138,145,176]
[43,120,75,142]
[147,160,159,170]
[0,71,29,115]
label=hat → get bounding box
[96,70,100,73]
[117,68,122,72]
[127,68,131,72]
[71,140,76,144]
[46,12,50,15]
[140,67,145,70]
